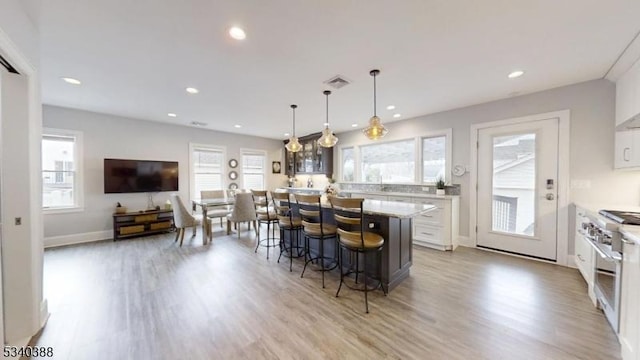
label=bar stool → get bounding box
[328,196,386,313]
[252,190,279,259]
[296,194,338,288]
[271,192,304,272]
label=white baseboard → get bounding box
[44,230,111,248]
[457,236,473,247]
[566,255,577,269]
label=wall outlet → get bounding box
[15,217,21,225]
[368,222,375,229]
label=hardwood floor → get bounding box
[34,227,621,359]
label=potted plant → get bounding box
[435,177,446,196]
[115,202,127,214]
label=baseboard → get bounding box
[566,255,577,269]
[457,236,473,247]
[44,230,111,248]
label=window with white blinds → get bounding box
[190,144,225,199]
[42,128,83,211]
[242,150,266,190]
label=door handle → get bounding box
[545,193,555,200]
[624,147,631,162]
[621,237,636,245]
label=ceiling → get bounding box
[31,0,640,140]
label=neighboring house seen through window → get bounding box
[42,129,83,211]
[361,139,415,183]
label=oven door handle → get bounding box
[587,238,617,262]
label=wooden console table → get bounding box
[112,209,174,240]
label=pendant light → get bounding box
[362,69,388,140]
[317,90,339,148]
[285,104,302,152]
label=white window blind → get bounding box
[192,146,224,199]
[42,131,82,210]
[242,151,265,190]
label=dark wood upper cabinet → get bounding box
[283,132,333,176]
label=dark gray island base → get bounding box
[283,199,435,291]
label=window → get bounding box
[422,135,447,183]
[341,147,355,182]
[242,150,266,190]
[361,139,415,183]
[190,144,225,199]
[42,129,83,210]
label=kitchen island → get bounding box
[283,197,435,291]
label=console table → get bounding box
[112,209,174,240]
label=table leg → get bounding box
[202,206,208,245]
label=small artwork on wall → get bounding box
[272,161,281,174]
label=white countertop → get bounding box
[359,200,436,218]
[343,190,458,200]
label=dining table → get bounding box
[192,197,235,244]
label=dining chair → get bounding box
[200,190,233,228]
[170,194,210,246]
[226,192,257,238]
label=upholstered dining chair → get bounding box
[200,190,233,228]
[170,194,210,246]
[226,192,257,238]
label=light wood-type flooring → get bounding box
[34,225,621,359]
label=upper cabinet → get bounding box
[284,132,333,176]
[616,58,640,128]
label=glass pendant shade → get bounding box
[363,115,388,140]
[318,90,338,148]
[285,104,302,152]
[285,136,302,152]
[363,69,388,140]
[318,127,338,147]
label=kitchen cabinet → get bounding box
[620,233,640,360]
[614,130,640,169]
[284,132,333,176]
[574,206,596,305]
[616,58,640,127]
[344,191,459,251]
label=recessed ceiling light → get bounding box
[190,121,207,127]
[229,27,246,40]
[167,113,177,117]
[61,77,81,85]
[386,105,395,110]
[351,123,358,128]
[284,132,290,137]
[393,113,401,118]
[508,70,525,79]
[185,87,199,94]
[234,124,242,128]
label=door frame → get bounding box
[469,110,571,266]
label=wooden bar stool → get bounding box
[328,196,386,313]
[296,193,338,288]
[251,190,279,259]
[271,192,304,271]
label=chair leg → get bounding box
[191,224,197,238]
[320,237,325,289]
[254,222,261,253]
[336,246,343,297]
[174,228,180,242]
[266,222,271,260]
[179,228,186,246]
[301,236,309,279]
[253,221,258,236]
[227,220,231,235]
[364,251,369,314]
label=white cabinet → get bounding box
[616,58,640,127]
[412,197,459,251]
[574,206,596,305]
[620,234,640,360]
[615,130,640,169]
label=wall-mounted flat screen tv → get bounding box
[104,159,179,193]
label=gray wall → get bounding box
[43,105,287,239]
[335,79,640,251]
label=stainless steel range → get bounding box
[580,211,624,332]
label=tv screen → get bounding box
[104,159,179,193]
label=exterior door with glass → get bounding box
[476,118,559,261]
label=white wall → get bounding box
[335,79,640,250]
[42,105,287,244]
